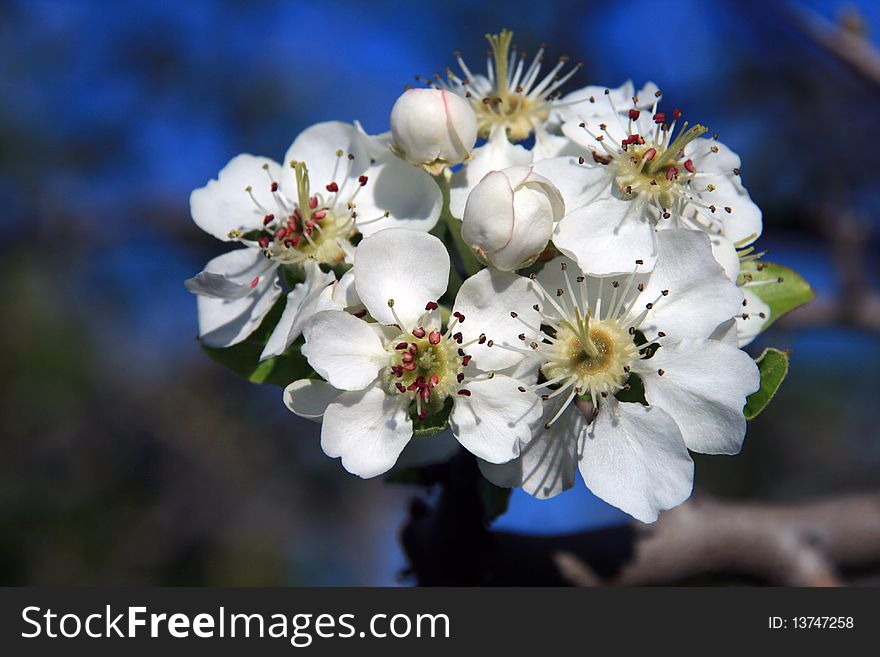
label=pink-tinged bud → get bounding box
[390,88,478,172]
[462,166,565,271]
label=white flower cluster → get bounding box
[186,31,772,523]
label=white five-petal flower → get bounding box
[531,82,762,276]
[480,229,760,522]
[284,228,542,478]
[185,121,442,349]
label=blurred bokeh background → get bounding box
[1,0,879,585]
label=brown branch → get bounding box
[606,493,880,586]
[788,3,880,88]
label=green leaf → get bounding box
[740,262,813,328]
[744,347,789,420]
[202,296,312,387]
[412,398,453,437]
[479,479,512,523]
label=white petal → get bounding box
[460,169,515,253]
[580,398,693,523]
[478,397,584,499]
[697,176,762,246]
[353,228,449,328]
[190,154,283,241]
[448,127,532,218]
[321,385,412,478]
[301,310,388,390]
[352,156,443,235]
[189,249,281,348]
[260,261,338,360]
[451,268,541,371]
[635,229,743,339]
[530,156,611,210]
[283,379,342,421]
[331,269,360,309]
[282,121,372,192]
[737,288,770,347]
[636,338,760,454]
[709,234,740,281]
[450,375,541,463]
[553,197,658,276]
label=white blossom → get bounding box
[186,121,442,349]
[527,83,762,275]
[390,88,477,173]
[284,228,542,478]
[480,230,760,522]
[461,166,565,271]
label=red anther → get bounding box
[289,235,300,246]
[396,383,407,393]
[309,195,319,210]
[683,159,695,173]
[249,276,259,288]
[402,352,414,363]
[629,109,640,120]
[395,342,408,350]
[457,389,472,397]
[283,239,295,248]
[428,375,439,387]
[672,108,682,120]
[273,227,288,240]
[263,214,274,225]
[415,375,425,386]
[354,309,367,319]
[287,215,299,231]
[409,344,419,355]
[293,207,303,220]
[425,301,439,311]
[453,311,465,322]
[643,147,657,161]
[453,332,463,344]
[271,182,279,192]
[326,182,339,193]
[623,134,638,145]
[402,362,417,371]
[420,388,430,401]
[457,373,465,383]
[665,166,679,180]
[653,112,665,124]
[304,228,312,236]
[477,334,486,344]
[358,175,368,186]
[312,210,327,220]
[407,382,418,391]
[391,365,403,377]
[428,330,441,345]
[418,410,428,420]
[461,355,472,366]
[412,327,426,338]
[637,134,645,144]
[258,236,271,249]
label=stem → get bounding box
[432,173,483,282]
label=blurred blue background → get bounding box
[1,0,879,585]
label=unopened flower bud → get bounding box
[390,88,477,174]
[461,167,565,271]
